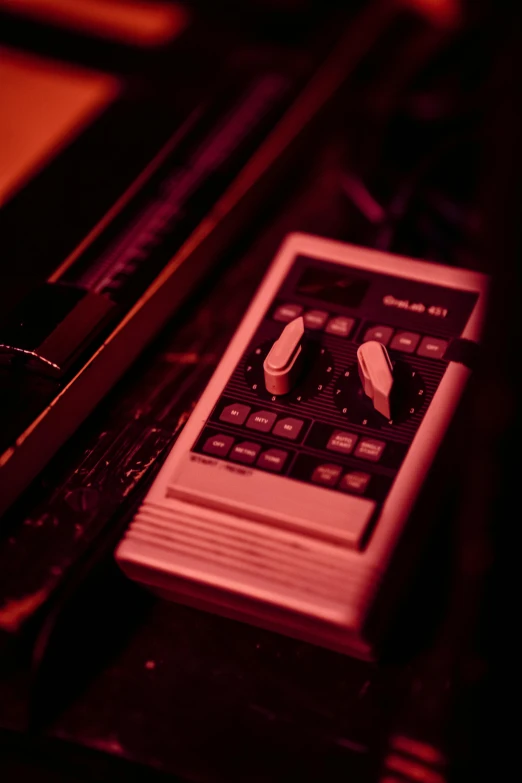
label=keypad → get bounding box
[212,399,309,443]
[287,453,382,498]
[306,422,406,470]
[362,323,449,360]
[195,420,399,499]
[200,381,414,503]
[273,304,357,338]
[271,304,452,366]
[198,284,457,503]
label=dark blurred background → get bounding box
[0,1,519,781]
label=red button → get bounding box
[339,472,371,494]
[363,325,394,345]
[257,449,288,472]
[390,331,420,353]
[417,336,448,359]
[311,463,342,487]
[354,438,386,462]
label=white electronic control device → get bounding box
[116,233,488,659]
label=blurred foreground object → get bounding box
[0,0,188,46]
[0,47,118,206]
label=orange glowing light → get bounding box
[0,0,189,46]
[0,47,118,207]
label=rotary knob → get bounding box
[245,319,334,403]
[357,341,394,419]
[333,343,425,426]
[263,316,304,395]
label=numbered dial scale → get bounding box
[116,233,488,659]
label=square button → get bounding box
[311,463,342,487]
[354,438,386,462]
[273,303,303,323]
[272,417,304,440]
[303,310,329,330]
[246,410,277,433]
[339,471,370,494]
[219,402,251,425]
[390,331,420,353]
[327,430,358,455]
[417,336,448,359]
[257,449,288,472]
[325,316,355,337]
[203,434,234,457]
[363,325,394,345]
[230,441,261,465]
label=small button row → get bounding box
[201,432,372,495]
[311,463,371,495]
[326,429,386,462]
[273,303,354,338]
[363,324,448,359]
[273,305,447,358]
[202,432,288,472]
[219,404,387,463]
[219,403,304,441]
[305,421,407,470]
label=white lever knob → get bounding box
[263,316,304,395]
[357,340,394,419]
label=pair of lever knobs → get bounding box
[263,316,393,420]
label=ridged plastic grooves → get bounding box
[122,498,382,620]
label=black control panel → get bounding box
[192,255,478,506]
